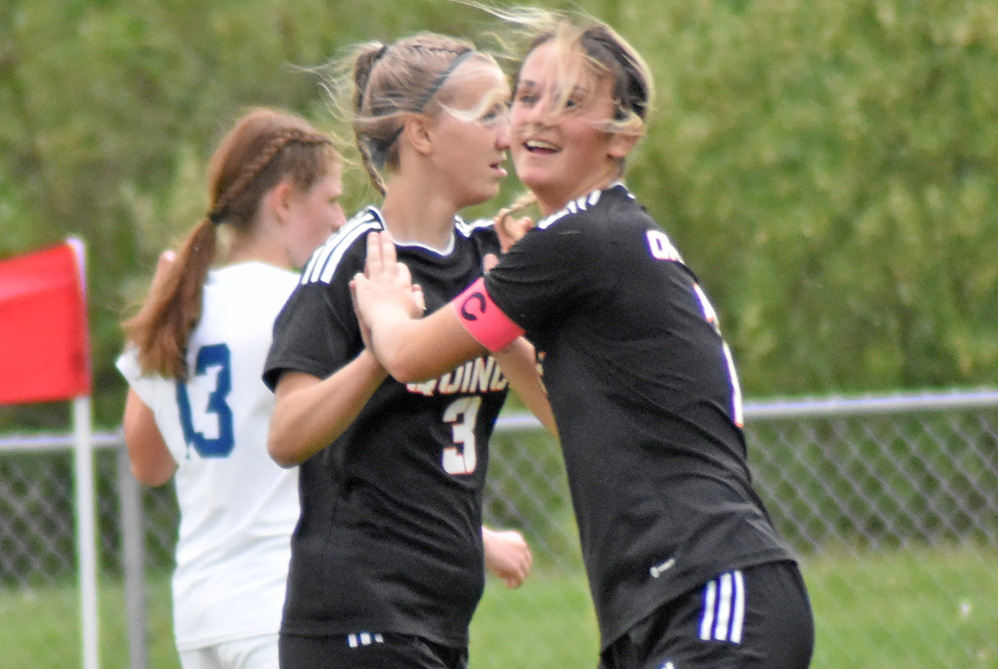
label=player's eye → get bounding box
[514,90,538,106]
[480,103,510,125]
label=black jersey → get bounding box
[483,184,796,650]
[263,207,509,647]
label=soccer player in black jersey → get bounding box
[262,33,554,669]
[352,11,814,669]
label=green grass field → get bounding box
[2,546,996,668]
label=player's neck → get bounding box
[380,178,457,252]
[532,165,620,217]
[223,223,293,270]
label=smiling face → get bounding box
[510,40,637,215]
[429,58,512,209]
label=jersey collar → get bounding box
[364,205,458,256]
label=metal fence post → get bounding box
[118,439,148,669]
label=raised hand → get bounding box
[351,231,424,336]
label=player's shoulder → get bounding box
[454,214,500,258]
[213,262,299,295]
[299,206,385,286]
[199,264,299,327]
[455,214,496,239]
[534,183,643,232]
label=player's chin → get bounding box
[465,184,503,208]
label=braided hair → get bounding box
[123,109,337,379]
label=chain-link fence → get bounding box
[2,390,997,668]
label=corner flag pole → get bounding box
[74,394,99,669]
[68,238,99,669]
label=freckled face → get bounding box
[510,41,625,215]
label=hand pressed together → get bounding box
[351,230,424,335]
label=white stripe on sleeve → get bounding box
[714,572,733,642]
[699,578,717,641]
[731,570,746,643]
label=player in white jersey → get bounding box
[117,108,346,669]
[352,11,814,669]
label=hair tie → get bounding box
[364,132,401,171]
[207,210,224,225]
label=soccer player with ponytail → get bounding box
[118,108,345,669]
[263,33,553,669]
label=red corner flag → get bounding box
[0,239,91,405]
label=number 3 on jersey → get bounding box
[442,396,481,475]
[176,344,235,457]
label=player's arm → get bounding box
[494,337,557,436]
[483,526,533,589]
[352,230,489,382]
[353,230,556,431]
[122,390,177,486]
[268,350,388,467]
[372,303,485,382]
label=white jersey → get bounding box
[117,262,301,651]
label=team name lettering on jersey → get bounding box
[646,230,684,263]
[406,355,508,397]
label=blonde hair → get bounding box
[485,5,654,136]
[122,109,339,379]
[320,33,506,196]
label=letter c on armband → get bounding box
[460,292,488,321]
[453,278,525,353]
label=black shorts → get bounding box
[279,632,468,669]
[598,560,814,669]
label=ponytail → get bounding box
[122,109,337,379]
[122,218,217,379]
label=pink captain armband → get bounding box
[452,277,525,353]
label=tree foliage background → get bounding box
[3,0,998,430]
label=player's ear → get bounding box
[607,129,639,161]
[265,180,296,225]
[404,115,433,157]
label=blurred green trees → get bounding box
[3,0,998,429]
[628,0,998,395]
